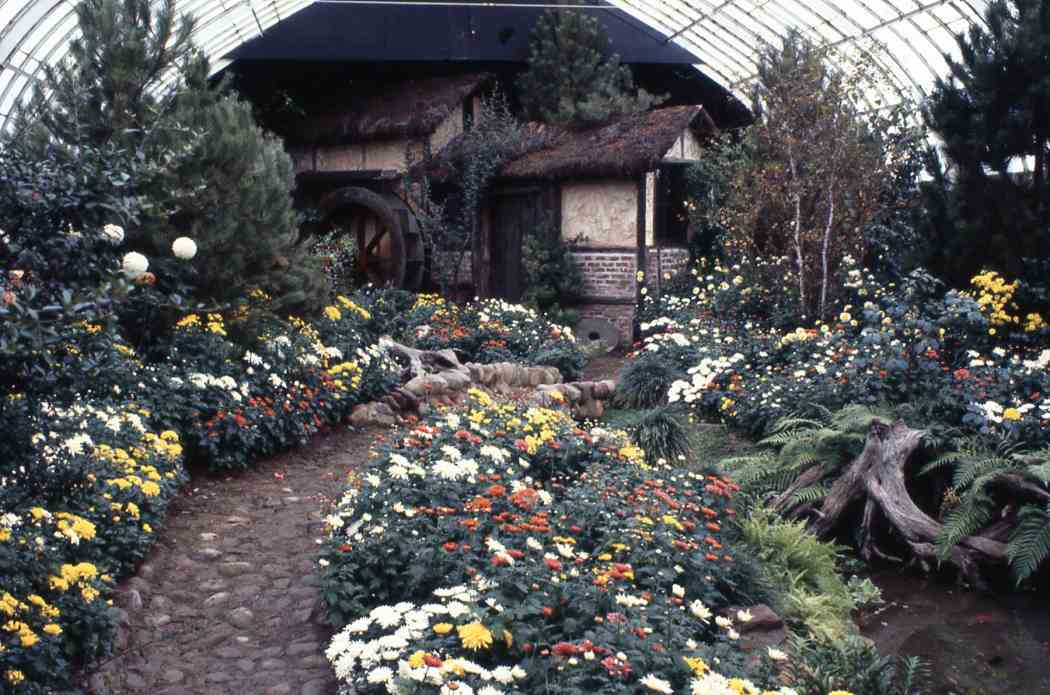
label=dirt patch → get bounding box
[582,353,628,383]
[85,426,382,695]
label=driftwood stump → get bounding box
[776,418,1007,589]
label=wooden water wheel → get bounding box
[319,186,424,289]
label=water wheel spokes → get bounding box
[319,186,425,289]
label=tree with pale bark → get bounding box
[721,31,918,321]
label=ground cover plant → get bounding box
[630,257,1050,586]
[317,389,909,695]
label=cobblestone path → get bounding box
[86,426,377,695]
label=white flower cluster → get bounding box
[186,372,250,401]
[667,353,745,404]
[325,586,529,695]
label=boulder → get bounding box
[404,374,449,397]
[440,369,472,391]
[349,402,397,427]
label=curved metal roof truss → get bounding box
[0,0,990,129]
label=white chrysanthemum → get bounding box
[172,236,198,260]
[640,674,674,694]
[346,616,372,633]
[715,615,733,629]
[370,605,403,629]
[367,666,394,684]
[490,666,515,684]
[736,609,753,623]
[101,223,125,244]
[121,251,149,279]
[690,600,712,622]
[767,647,788,661]
[672,584,685,598]
[477,686,504,695]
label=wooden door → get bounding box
[489,187,542,302]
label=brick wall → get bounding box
[571,250,638,300]
[644,247,690,282]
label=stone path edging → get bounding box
[86,427,376,695]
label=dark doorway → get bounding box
[654,163,690,246]
[489,187,543,302]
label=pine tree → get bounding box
[921,0,1050,289]
[12,0,326,312]
[517,10,660,128]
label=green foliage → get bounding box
[724,405,877,505]
[1006,502,1050,582]
[629,406,692,465]
[924,439,1050,583]
[780,633,927,695]
[521,223,583,327]
[312,229,359,294]
[12,0,327,316]
[736,508,855,640]
[517,10,661,128]
[615,352,684,409]
[921,0,1050,299]
[528,343,587,381]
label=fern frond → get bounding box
[953,456,1014,490]
[1006,502,1050,583]
[919,450,968,477]
[1022,461,1050,486]
[766,417,826,434]
[937,485,995,558]
[791,484,829,505]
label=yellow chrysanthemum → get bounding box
[457,622,493,650]
[432,622,453,635]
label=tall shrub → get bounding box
[12,0,326,315]
[719,31,919,321]
[921,0,1050,297]
[518,9,660,128]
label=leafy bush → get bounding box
[629,406,692,465]
[736,508,856,640]
[615,353,684,409]
[527,343,587,381]
[521,225,583,327]
[780,633,926,695]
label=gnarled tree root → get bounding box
[778,419,1006,589]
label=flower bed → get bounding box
[1,402,185,692]
[318,389,821,695]
[634,259,1050,446]
[0,290,400,691]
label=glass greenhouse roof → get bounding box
[0,0,990,128]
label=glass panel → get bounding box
[0,0,997,131]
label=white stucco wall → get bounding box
[561,180,637,247]
[663,127,704,162]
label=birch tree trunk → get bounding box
[819,185,835,320]
[788,146,806,313]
